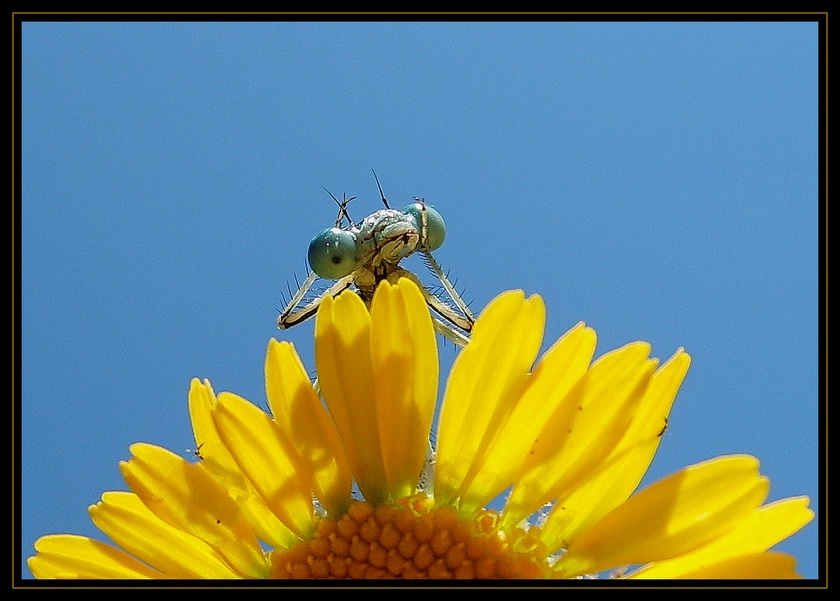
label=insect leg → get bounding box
[422,250,476,325]
[278,273,353,329]
[432,317,471,348]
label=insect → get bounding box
[278,174,475,347]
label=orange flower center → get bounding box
[270,494,550,579]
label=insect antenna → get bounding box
[322,186,356,228]
[371,169,391,209]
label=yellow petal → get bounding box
[89,491,241,578]
[627,496,814,579]
[674,551,803,579]
[539,349,691,551]
[265,338,352,517]
[606,348,691,460]
[555,455,770,577]
[211,392,315,540]
[370,278,438,500]
[457,322,596,511]
[434,289,545,509]
[315,288,389,504]
[539,441,659,555]
[189,378,231,477]
[28,534,166,579]
[119,443,269,577]
[188,378,296,549]
[504,342,657,525]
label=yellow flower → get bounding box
[27,278,813,580]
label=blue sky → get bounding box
[19,19,821,581]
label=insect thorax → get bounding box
[354,268,422,304]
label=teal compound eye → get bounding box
[307,227,358,279]
[403,201,446,251]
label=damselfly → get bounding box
[278,175,475,346]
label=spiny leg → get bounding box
[277,273,354,329]
[432,316,471,348]
[422,250,475,325]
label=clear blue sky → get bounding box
[19,19,821,581]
